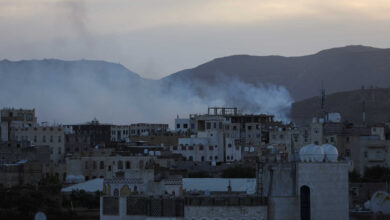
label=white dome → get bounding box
[322,144,338,162]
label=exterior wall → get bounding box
[111,125,130,142]
[174,131,241,162]
[1,108,37,141]
[11,126,65,162]
[73,121,112,148]
[268,197,299,220]
[130,123,169,136]
[174,119,191,133]
[0,161,43,187]
[297,162,349,220]
[310,122,323,145]
[184,206,267,220]
[66,155,155,180]
[65,133,91,153]
[359,139,390,174]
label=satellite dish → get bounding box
[34,212,47,220]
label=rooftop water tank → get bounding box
[299,144,324,162]
[322,144,338,162]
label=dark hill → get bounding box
[291,87,390,124]
[163,45,390,101]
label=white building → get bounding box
[172,130,241,162]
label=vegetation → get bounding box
[221,166,256,178]
[0,175,100,219]
[349,166,390,182]
[362,166,390,182]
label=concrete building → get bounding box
[174,107,277,147]
[172,130,241,163]
[101,146,350,220]
[0,160,43,187]
[0,108,37,141]
[10,125,65,162]
[111,125,130,142]
[72,119,112,148]
[66,149,156,180]
[129,123,169,136]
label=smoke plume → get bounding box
[0,59,293,127]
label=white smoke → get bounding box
[0,60,293,127]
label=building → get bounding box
[111,125,130,142]
[0,108,37,141]
[0,160,43,187]
[72,119,112,148]
[100,145,350,220]
[129,123,169,136]
[171,130,241,163]
[10,125,65,162]
[175,107,277,147]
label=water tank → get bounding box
[244,147,249,152]
[149,151,155,156]
[144,149,148,154]
[155,151,161,156]
[311,145,324,162]
[322,144,338,162]
[299,144,324,162]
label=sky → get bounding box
[1,0,390,79]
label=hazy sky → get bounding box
[1,0,390,79]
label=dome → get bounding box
[322,144,338,162]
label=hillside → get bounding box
[290,87,390,124]
[163,45,390,101]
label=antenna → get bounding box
[321,81,325,112]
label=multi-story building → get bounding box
[66,149,156,180]
[72,119,112,148]
[129,123,168,136]
[10,125,65,162]
[173,107,277,163]
[110,125,129,142]
[0,108,37,141]
[171,130,241,163]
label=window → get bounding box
[100,161,104,169]
[209,146,214,150]
[248,126,252,130]
[364,152,368,158]
[227,156,230,160]
[34,136,37,142]
[209,156,212,160]
[191,123,195,129]
[93,161,97,169]
[50,136,53,143]
[189,146,194,150]
[42,136,46,143]
[85,161,88,169]
[201,156,205,161]
[233,126,237,130]
[118,161,123,169]
[219,122,222,129]
[228,144,232,148]
[50,147,53,154]
[345,149,351,157]
[58,147,62,155]
[176,124,180,129]
[58,136,62,143]
[346,136,350,143]
[199,145,204,150]
[206,123,211,129]
[280,134,284,139]
[330,137,335,142]
[214,156,218,160]
[183,124,188,129]
[126,161,131,169]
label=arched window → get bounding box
[113,189,119,197]
[300,185,311,220]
